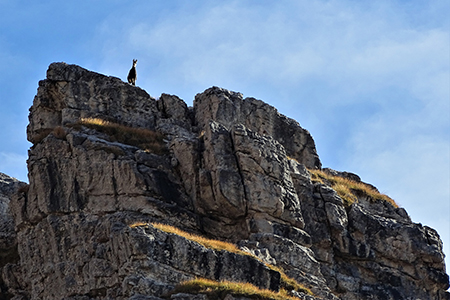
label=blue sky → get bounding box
[0,0,449,272]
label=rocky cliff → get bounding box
[0,62,448,300]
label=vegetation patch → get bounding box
[129,222,149,228]
[169,278,301,300]
[74,117,167,154]
[267,265,312,295]
[129,222,313,296]
[151,223,247,256]
[309,169,398,207]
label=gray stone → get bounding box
[0,173,25,298]
[194,86,321,169]
[2,63,448,300]
[28,62,161,144]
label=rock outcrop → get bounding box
[1,63,448,300]
[0,173,25,299]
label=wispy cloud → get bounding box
[0,152,28,182]
[0,0,448,271]
[93,1,449,104]
[112,1,448,271]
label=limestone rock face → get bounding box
[194,87,321,170]
[0,173,25,257]
[0,173,26,298]
[2,63,449,300]
[28,62,160,145]
[0,174,20,250]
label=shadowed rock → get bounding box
[2,63,448,300]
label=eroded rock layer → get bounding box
[1,63,448,300]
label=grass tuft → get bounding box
[309,169,398,207]
[130,222,313,296]
[171,278,301,300]
[75,117,167,154]
[129,222,149,228]
[266,264,313,295]
[151,223,246,255]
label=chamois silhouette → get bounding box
[127,59,137,85]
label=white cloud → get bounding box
[345,110,450,271]
[0,0,448,276]
[37,0,450,270]
[0,152,28,182]
[92,1,448,103]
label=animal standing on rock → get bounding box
[9,63,449,300]
[127,59,137,85]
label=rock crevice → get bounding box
[0,63,448,300]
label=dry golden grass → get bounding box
[286,156,298,163]
[171,278,301,300]
[266,264,312,295]
[80,117,109,127]
[151,223,247,255]
[75,117,167,155]
[129,222,149,228]
[309,169,398,207]
[129,222,313,296]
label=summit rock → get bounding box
[1,63,448,300]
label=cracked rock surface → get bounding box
[1,63,448,299]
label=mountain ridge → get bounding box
[0,62,448,299]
